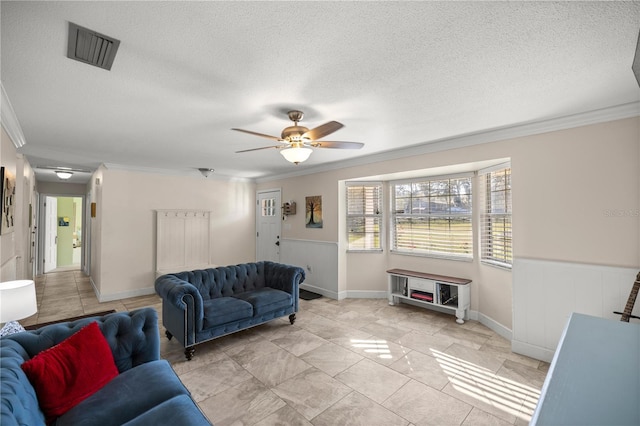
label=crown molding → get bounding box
[257,102,640,183]
[1,83,27,148]
[102,163,253,183]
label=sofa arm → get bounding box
[155,275,205,333]
[264,262,306,295]
[6,308,159,373]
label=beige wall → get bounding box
[38,182,87,196]
[90,168,256,300]
[0,127,36,280]
[512,119,639,266]
[0,127,18,273]
[258,116,640,330]
[17,155,36,279]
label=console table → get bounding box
[387,269,471,324]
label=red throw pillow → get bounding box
[21,321,119,424]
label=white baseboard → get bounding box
[476,311,513,341]
[344,290,388,299]
[99,287,155,303]
[511,339,555,363]
[89,276,99,297]
[90,276,156,302]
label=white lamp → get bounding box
[0,280,38,335]
[280,146,313,165]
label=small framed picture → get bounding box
[305,196,322,229]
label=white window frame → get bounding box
[479,163,512,269]
[390,173,473,260]
[346,182,383,252]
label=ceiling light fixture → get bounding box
[198,168,215,178]
[280,146,313,165]
[55,170,73,180]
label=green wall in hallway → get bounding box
[56,197,82,267]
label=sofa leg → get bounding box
[184,346,195,361]
[165,330,173,341]
[289,314,296,325]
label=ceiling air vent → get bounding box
[67,22,120,71]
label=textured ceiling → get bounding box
[1,1,639,182]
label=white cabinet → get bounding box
[387,269,471,324]
[531,313,640,425]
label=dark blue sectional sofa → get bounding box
[0,308,211,426]
[155,261,305,360]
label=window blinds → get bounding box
[479,167,512,267]
[391,175,473,259]
[346,183,383,251]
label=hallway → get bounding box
[22,270,161,327]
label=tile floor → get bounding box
[23,270,549,425]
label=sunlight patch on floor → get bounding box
[431,349,540,423]
[350,339,394,359]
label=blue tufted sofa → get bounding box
[155,261,305,360]
[0,308,211,426]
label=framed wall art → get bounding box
[305,195,323,229]
[0,167,16,235]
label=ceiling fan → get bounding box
[233,110,364,164]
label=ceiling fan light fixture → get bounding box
[280,146,312,165]
[233,110,363,160]
[55,170,73,180]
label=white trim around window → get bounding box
[479,164,512,268]
[346,182,383,252]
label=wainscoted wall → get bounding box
[156,210,212,277]
[513,258,639,361]
[1,255,18,281]
[280,239,339,299]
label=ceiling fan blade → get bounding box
[310,141,364,149]
[303,121,344,141]
[235,145,281,153]
[231,128,281,141]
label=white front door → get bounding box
[256,190,281,262]
[44,196,58,273]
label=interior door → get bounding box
[256,190,281,262]
[44,196,57,273]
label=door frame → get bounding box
[256,188,282,262]
[83,191,91,276]
[42,196,58,273]
[37,193,87,275]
